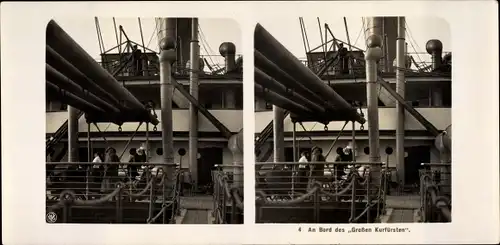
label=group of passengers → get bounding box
[296,145,368,186]
[90,147,149,192]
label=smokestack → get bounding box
[189,18,200,189]
[426,39,443,70]
[158,20,177,181]
[364,17,383,173]
[219,42,236,73]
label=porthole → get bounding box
[156,148,163,156]
[364,147,370,155]
[385,147,393,155]
[178,148,186,156]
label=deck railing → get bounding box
[211,164,244,224]
[46,162,181,224]
[419,163,451,222]
[255,161,388,223]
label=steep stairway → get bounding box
[178,195,214,224]
[380,195,420,223]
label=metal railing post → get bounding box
[222,186,227,224]
[314,188,320,223]
[350,175,357,223]
[116,186,123,223]
[162,172,167,224]
[231,196,237,224]
[148,174,156,222]
[366,173,371,223]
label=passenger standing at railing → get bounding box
[90,152,104,193]
[136,147,147,162]
[335,146,353,180]
[132,45,143,76]
[101,147,120,193]
[135,147,147,180]
[297,151,310,190]
[309,146,326,183]
[127,148,139,182]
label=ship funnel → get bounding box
[219,42,236,73]
[426,39,443,70]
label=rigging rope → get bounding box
[138,18,146,52]
[113,18,121,54]
[147,19,159,51]
[405,21,428,70]
[352,18,365,47]
[198,23,221,71]
[298,122,316,146]
[94,17,104,54]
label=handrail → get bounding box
[46,161,178,165]
[46,110,84,155]
[255,110,290,156]
[420,173,451,222]
[211,170,243,224]
[46,165,182,224]
[256,161,384,165]
[255,168,387,223]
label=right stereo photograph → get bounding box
[254,16,451,224]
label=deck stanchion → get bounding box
[231,197,237,224]
[350,175,357,222]
[86,122,91,200]
[314,188,320,223]
[148,174,155,222]
[162,173,167,224]
[366,173,371,223]
[116,187,123,223]
[222,187,227,223]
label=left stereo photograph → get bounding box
[45,17,244,224]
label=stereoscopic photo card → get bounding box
[1,1,499,245]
